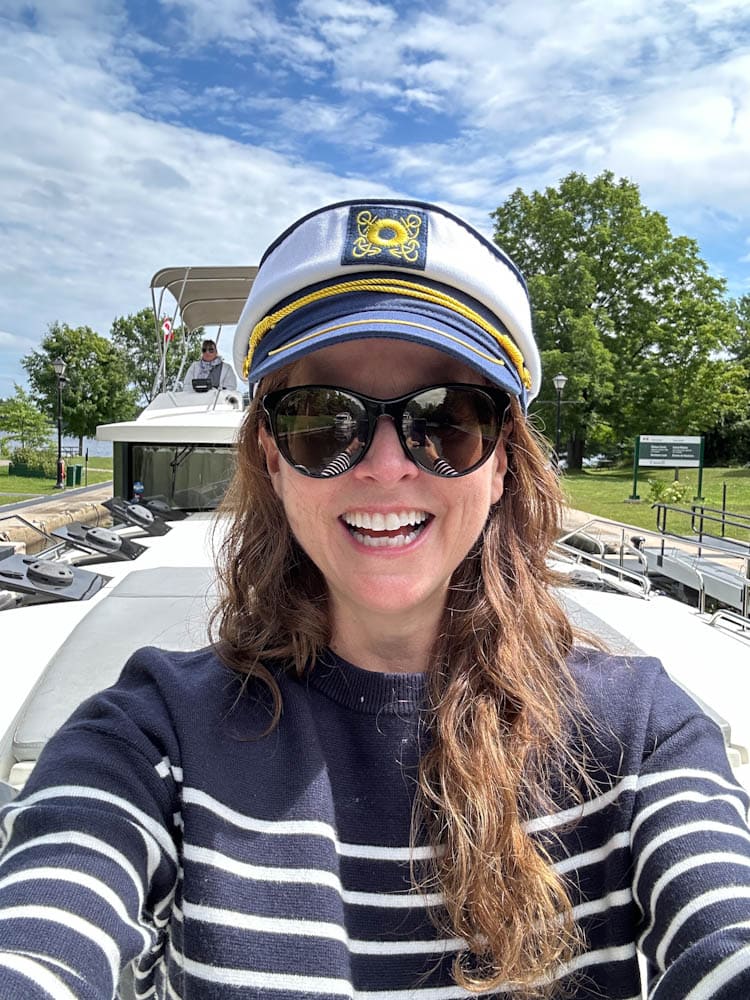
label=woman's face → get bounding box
[259,339,510,629]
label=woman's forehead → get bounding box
[290,338,485,390]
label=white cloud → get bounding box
[0,12,404,388]
[0,331,37,351]
[159,0,276,43]
[2,0,750,396]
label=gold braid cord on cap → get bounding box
[242,277,532,389]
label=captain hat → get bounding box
[233,198,541,409]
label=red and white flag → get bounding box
[161,318,174,341]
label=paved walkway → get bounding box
[0,481,113,515]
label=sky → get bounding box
[1,0,749,397]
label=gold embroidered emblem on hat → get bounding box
[351,211,422,263]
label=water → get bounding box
[3,436,112,458]
[62,437,112,459]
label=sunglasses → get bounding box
[262,383,511,479]
[202,345,217,353]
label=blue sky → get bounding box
[1,0,749,396]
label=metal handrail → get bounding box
[651,504,750,617]
[557,523,650,575]
[552,540,652,598]
[557,516,750,614]
[691,502,750,531]
[655,548,709,614]
[653,502,750,549]
[709,608,750,635]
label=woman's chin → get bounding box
[333,576,447,621]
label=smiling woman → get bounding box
[1,200,749,1000]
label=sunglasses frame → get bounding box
[261,382,512,479]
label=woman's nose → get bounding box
[352,416,419,483]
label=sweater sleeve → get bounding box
[220,362,237,389]
[631,668,750,999]
[0,650,182,1000]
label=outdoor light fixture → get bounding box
[552,372,568,470]
[53,358,67,489]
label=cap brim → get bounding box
[247,306,527,401]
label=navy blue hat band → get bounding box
[243,275,531,391]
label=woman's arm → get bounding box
[220,363,237,390]
[631,678,750,998]
[0,652,182,999]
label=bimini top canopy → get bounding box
[151,266,258,331]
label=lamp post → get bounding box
[53,357,67,489]
[552,372,568,470]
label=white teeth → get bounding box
[350,529,420,548]
[342,510,428,528]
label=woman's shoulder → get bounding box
[567,645,664,702]
[116,643,231,689]
[64,645,250,739]
[564,646,720,768]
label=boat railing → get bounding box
[553,529,652,599]
[555,516,750,618]
[652,503,750,618]
[709,608,750,638]
[691,502,750,542]
[653,501,750,552]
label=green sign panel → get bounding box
[638,435,702,468]
[629,434,705,501]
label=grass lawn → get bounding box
[561,465,750,539]
[0,455,112,505]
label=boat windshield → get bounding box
[130,444,235,511]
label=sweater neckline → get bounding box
[306,649,427,715]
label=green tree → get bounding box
[22,322,138,454]
[110,308,203,406]
[491,171,747,467]
[704,294,750,464]
[0,385,52,453]
[733,294,750,366]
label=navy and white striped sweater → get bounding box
[1,646,749,998]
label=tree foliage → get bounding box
[733,294,750,366]
[110,308,203,406]
[0,385,52,453]
[704,294,750,464]
[491,171,748,466]
[22,322,138,453]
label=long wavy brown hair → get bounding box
[211,366,592,997]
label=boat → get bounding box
[0,266,257,803]
[1,265,749,814]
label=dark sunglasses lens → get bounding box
[404,387,504,474]
[272,388,368,476]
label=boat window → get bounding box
[131,445,236,511]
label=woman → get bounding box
[184,338,237,390]
[0,199,749,1000]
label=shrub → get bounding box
[646,477,691,505]
[8,446,59,478]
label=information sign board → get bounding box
[638,435,702,468]
[629,434,705,501]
